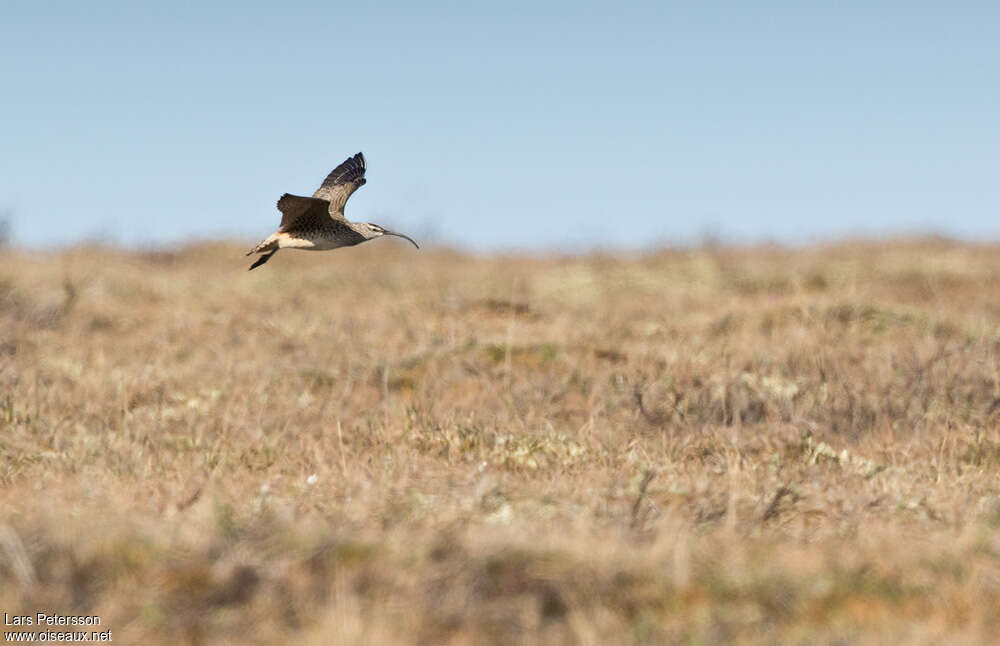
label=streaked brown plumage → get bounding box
[247,153,418,270]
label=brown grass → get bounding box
[3,238,1000,644]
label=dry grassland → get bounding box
[3,239,1000,644]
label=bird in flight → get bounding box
[247,152,418,270]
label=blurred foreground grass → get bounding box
[2,239,1000,644]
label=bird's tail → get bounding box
[246,236,278,256]
[247,235,280,270]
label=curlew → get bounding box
[247,152,418,270]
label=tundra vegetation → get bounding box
[2,239,1000,644]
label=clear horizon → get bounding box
[3,1,998,252]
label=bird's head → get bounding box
[361,223,419,248]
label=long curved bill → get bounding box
[384,229,419,249]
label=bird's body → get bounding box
[247,153,418,270]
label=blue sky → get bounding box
[2,1,998,251]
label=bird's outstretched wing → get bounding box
[312,152,367,217]
[276,194,332,231]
